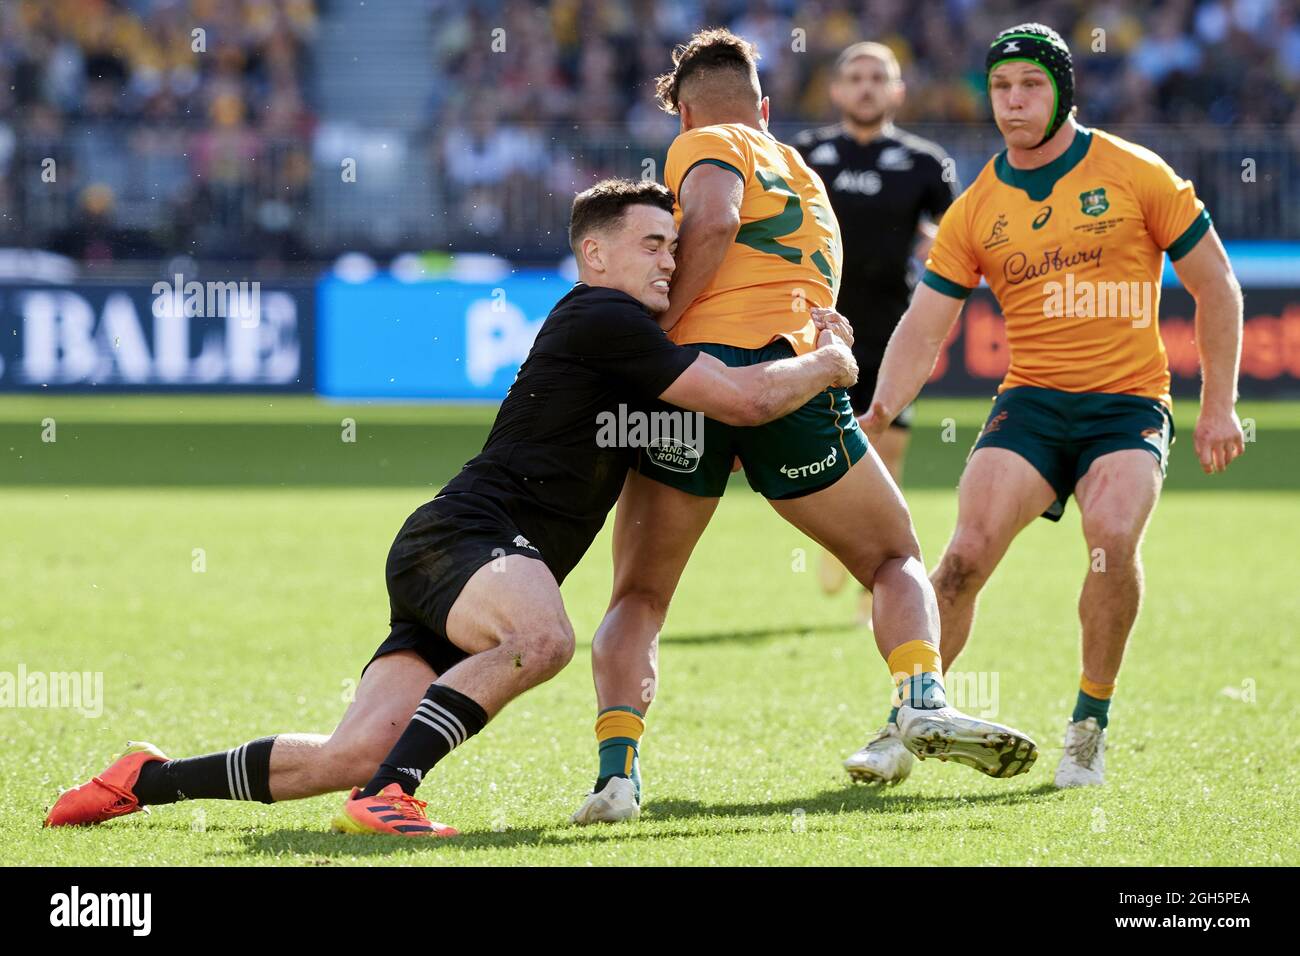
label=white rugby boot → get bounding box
[571,776,640,825]
[1054,717,1106,788]
[896,703,1038,778]
[843,723,913,785]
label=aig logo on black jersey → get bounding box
[832,169,882,195]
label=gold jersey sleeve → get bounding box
[665,124,842,355]
[922,188,983,293]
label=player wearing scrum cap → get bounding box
[846,23,1245,788]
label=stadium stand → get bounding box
[2,0,1297,262]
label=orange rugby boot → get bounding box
[44,741,169,827]
[331,783,458,837]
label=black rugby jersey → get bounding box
[794,124,958,345]
[424,283,696,583]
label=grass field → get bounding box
[3,396,1298,866]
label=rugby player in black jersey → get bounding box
[43,178,859,836]
[794,41,958,623]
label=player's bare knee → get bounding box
[499,617,575,679]
[1083,521,1142,567]
[934,536,994,598]
[858,545,920,592]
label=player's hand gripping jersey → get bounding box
[665,123,844,354]
[922,127,1210,408]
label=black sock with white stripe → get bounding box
[131,736,278,805]
[359,684,488,797]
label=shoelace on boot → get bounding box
[89,775,140,816]
[1066,728,1101,766]
[382,791,431,825]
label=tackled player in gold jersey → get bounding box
[572,29,1042,827]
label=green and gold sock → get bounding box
[887,639,948,711]
[1073,675,1114,729]
[594,705,644,801]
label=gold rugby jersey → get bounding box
[923,126,1210,406]
[665,123,843,355]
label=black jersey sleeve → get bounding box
[564,292,698,397]
[921,150,960,220]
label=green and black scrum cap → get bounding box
[986,23,1073,147]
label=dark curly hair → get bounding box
[653,27,760,115]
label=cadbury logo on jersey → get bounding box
[1002,244,1103,284]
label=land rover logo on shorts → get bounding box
[779,445,839,480]
[1032,206,1052,229]
[1079,188,1109,217]
[646,438,700,474]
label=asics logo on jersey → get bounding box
[779,446,838,479]
[1032,206,1052,229]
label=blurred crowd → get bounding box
[433,0,1300,253]
[0,0,316,266]
[433,0,1300,132]
[2,0,1298,264]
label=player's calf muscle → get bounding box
[268,734,373,800]
[604,580,674,626]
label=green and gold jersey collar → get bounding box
[994,126,1093,202]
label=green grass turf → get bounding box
[2,397,1297,865]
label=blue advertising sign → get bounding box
[316,241,1300,401]
[316,271,572,399]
